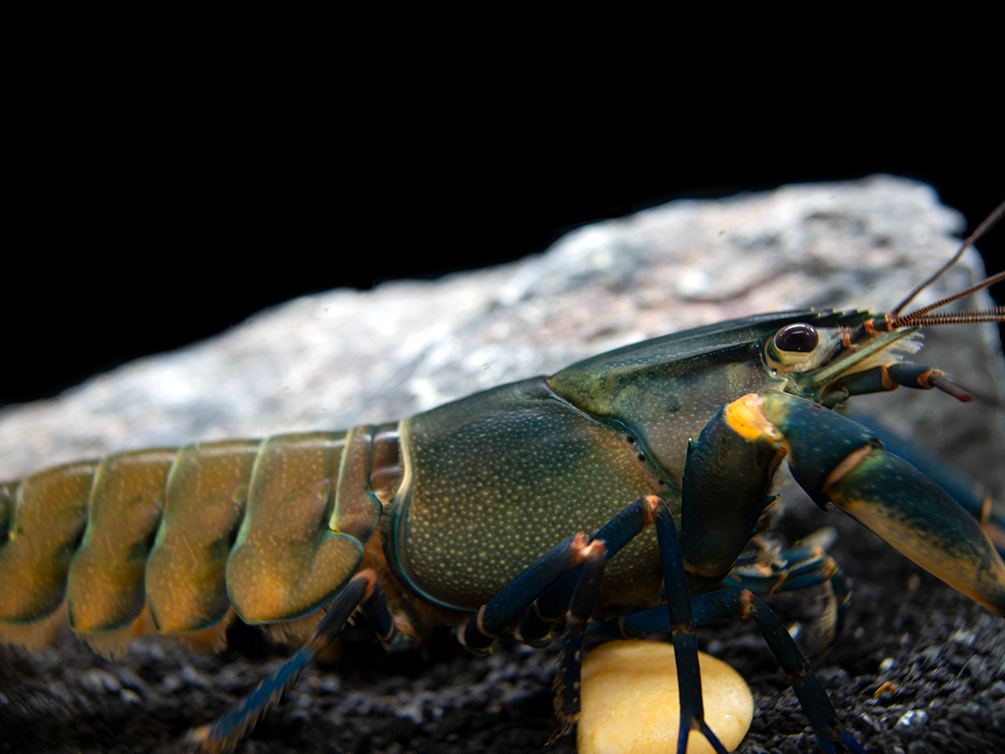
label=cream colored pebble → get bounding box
[578,640,753,754]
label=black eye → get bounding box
[774,324,819,353]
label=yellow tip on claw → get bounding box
[724,394,779,444]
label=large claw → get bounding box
[849,410,1005,559]
[728,391,1005,617]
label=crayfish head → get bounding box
[765,315,926,407]
[782,258,1005,406]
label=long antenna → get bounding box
[845,272,1005,348]
[891,198,1005,317]
[890,272,1005,328]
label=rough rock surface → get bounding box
[1,175,1003,753]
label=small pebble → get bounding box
[578,640,753,754]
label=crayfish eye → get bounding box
[773,323,819,353]
[765,322,829,372]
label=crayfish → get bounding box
[1,178,1003,754]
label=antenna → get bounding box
[891,198,1005,317]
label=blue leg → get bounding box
[459,532,602,654]
[517,495,659,646]
[543,496,727,753]
[550,539,607,738]
[590,589,866,754]
[192,569,393,753]
[723,528,853,651]
[653,499,728,754]
[461,494,727,754]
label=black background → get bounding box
[4,119,1003,407]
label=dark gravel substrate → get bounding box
[2,499,1003,754]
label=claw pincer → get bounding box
[708,392,1005,616]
